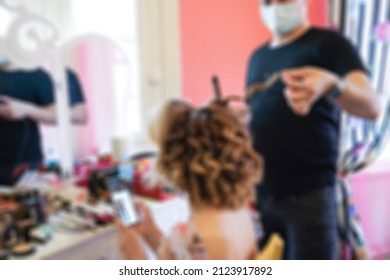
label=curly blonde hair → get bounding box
[151,98,263,210]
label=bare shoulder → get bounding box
[199,209,257,260]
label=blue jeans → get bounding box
[258,187,339,260]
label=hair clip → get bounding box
[210,75,246,105]
[212,75,222,101]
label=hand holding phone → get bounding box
[115,199,164,254]
[106,176,140,227]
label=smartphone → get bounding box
[105,175,140,227]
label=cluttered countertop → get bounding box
[0,155,190,260]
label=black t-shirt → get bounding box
[0,69,54,184]
[246,28,366,199]
[67,69,85,106]
[0,68,85,184]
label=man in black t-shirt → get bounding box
[0,67,57,185]
[247,0,380,260]
[0,66,87,185]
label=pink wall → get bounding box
[180,0,328,105]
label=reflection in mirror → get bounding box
[0,0,143,185]
[21,0,142,170]
[0,3,60,186]
[41,37,141,166]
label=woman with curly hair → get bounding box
[118,97,264,260]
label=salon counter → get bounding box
[11,196,190,260]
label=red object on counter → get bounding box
[74,156,118,187]
[75,153,172,201]
[133,173,172,201]
[131,157,172,201]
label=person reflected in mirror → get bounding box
[0,58,87,185]
[66,68,88,125]
[0,58,56,185]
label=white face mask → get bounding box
[260,1,306,36]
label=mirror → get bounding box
[0,0,145,185]
[0,1,70,185]
[32,0,144,173]
[41,35,142,165]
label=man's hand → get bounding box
[0,95,57,124]
[0,95,33,121]
[282,67,338,116]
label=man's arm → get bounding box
[334,70,380,120]
[0,95,57,124]
[281,30,381,120]
[282,67,380,120]
[25,104,57,125]
[71,103,88,125]
[0,96,89,125]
